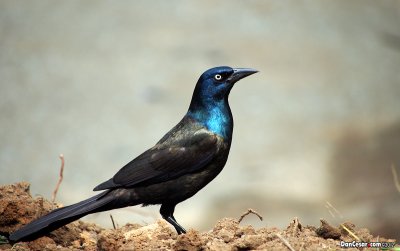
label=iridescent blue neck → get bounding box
[187,99,233,139]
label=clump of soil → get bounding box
[0,182,397,250]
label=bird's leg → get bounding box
[170,215,186,234]
[160,203,187,234]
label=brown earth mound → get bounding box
[0,182,397,250]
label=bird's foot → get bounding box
[165,216,186,234]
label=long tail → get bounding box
[10,190,116,242]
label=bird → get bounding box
[9,66,258,242]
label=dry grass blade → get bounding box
[325,201,343,218]
[391,164,400,193]
[340,224,360,241]
[275,233,296,251]
[52,154,65,202]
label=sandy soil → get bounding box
[0,182,397,250]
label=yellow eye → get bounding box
[214,74,222,80]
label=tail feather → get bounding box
[9,191,111,242]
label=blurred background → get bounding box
[1,0,399,239]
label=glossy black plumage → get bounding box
[9,66,257,242]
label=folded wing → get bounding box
[94,130,218,191]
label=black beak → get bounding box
[228,68,258,84]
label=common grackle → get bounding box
[9,66,257,242]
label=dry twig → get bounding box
[110,214,116,230]
[52,154,65,202]
[275,233,296,251]
[237,208,263,223]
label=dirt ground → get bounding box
[0,182,397,250]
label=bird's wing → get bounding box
[93,129,219,191]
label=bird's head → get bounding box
[189,66,258,109]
